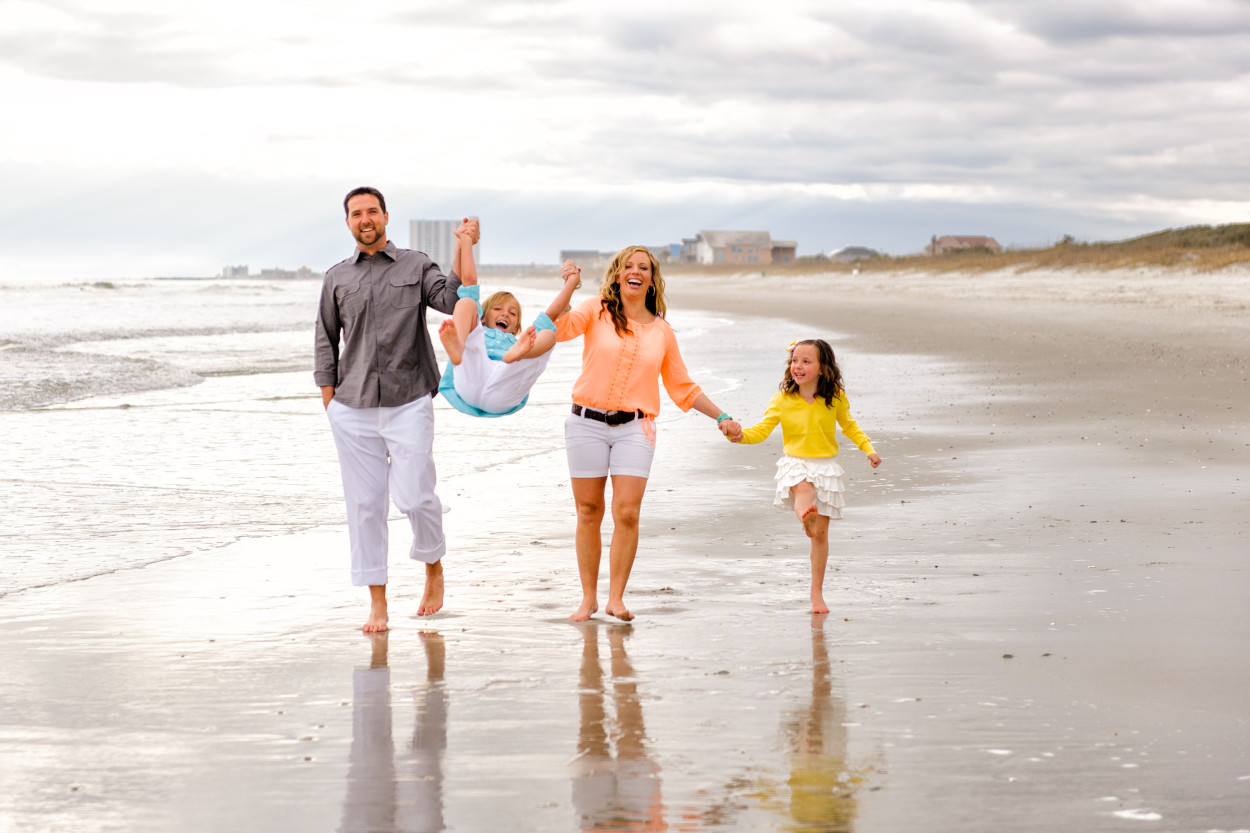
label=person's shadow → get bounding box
[570,625,668,831]
[339,631,448,833]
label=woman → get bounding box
[555,246,740,621]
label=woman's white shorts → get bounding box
[564,412,656,479]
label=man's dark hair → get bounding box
[343,186,387,216]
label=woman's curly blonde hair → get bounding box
[597,245,666,335]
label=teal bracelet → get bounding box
[716,412,733,424]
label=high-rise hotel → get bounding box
[410,218,480,271]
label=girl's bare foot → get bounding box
[800,505,820,538]
[502,326,537,363]
[811,595,830,615]
[438,319,463,365]
[569,598,598,622]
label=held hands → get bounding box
[455,217,480,245]
[719,419,743,442]
[561,259,582,289]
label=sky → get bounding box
[2,0,1249,279]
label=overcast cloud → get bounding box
[2,0,1248,278]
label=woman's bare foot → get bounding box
[810,594,830,615]
[438,319,463,365]
[502,326,537,363]
[800,505,820,538]
[569,598,598,621]
[364,586,388,632]
[417,563,444,616]
[604,602,634,622]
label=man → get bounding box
[315,185,476,631]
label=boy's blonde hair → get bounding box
[481,290,522,335]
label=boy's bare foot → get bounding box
[364,586,388,632]
[417,563,444,616]
[604,602,634,622]
[502,326,537,363]
[438,320,463,365]
[569,598,598,621]
[800,505,820,538]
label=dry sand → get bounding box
[2,265,1248,831]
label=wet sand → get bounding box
[2,266,1248,831]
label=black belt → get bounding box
[571,404,644,425]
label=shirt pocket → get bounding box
[387,274,424,309]
[336,280,365,315]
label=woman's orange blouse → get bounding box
[555,298,703,418]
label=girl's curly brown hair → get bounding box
[781,338,844,407]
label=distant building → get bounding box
[678,237,700,263]
[224,264,321,280]
[645,244,684,264]
[830,246,881,263]
[770,240,797,264]
[559,249,611,273]
[692,230,775,265]
[928,235,1001,254]
[411,218,479,270]
[562,232,798,270]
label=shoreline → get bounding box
[2,265,1248,830]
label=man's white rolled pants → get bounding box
[327,396,445,587]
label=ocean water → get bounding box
[2,275,844,598]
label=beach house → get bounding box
[927,235,1002,254]
[692,231,797,265]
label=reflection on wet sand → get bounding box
[572,625,668,832]
[340,631,448,833]
[778,618,858,833]
[708,618,862,832]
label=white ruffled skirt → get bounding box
[773,455,846,519]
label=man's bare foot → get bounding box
[811,595,830,615]
[502,326,537,363]
[569,598,598,622]
[438,319,464,365]
[364,586,388,632]
[604,602,634,622]
[800,505,820,538]
[417,564,444,616]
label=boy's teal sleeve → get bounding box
[533,312,556,332]
[456,284,481,316]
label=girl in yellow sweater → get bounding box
[730,338,882,614]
